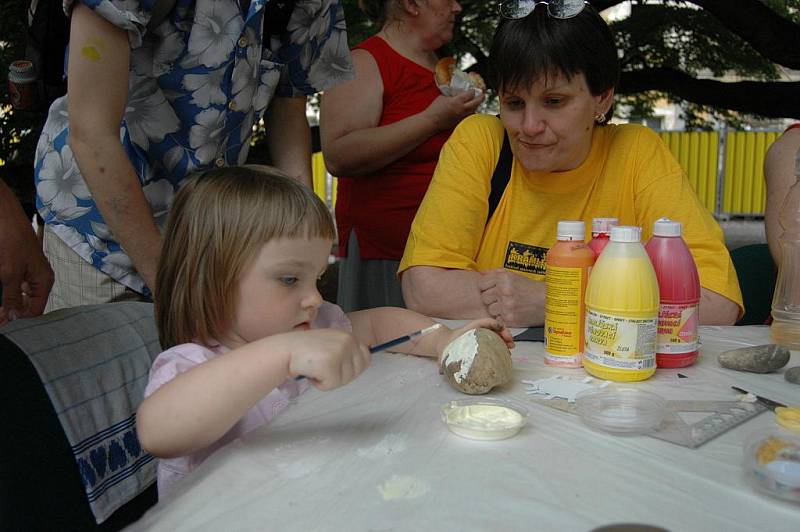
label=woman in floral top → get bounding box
[34,0,353,310]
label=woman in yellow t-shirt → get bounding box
[399,1,742,327]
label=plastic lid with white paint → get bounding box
[441,398,529,441]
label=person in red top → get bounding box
[320,0,483,311]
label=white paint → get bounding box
[443,404,524,441]
[377,475,430,501]
[357,433,407,459]
[442,329,479,383]
[277,453,330,479]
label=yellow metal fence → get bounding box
[314,131,781,217]
[658,130,778,217]
[721,131,780,216]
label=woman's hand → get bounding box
[478,269,546,327]
[424,90,485,132]
[287,329,372,391]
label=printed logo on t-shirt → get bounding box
[503,241,548,275]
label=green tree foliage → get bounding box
[343,0,800,126]
[2,0,798,192]
[0,0,42,212]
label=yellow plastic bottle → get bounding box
[544,221,595,367]
[583,226,659,381]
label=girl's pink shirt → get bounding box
[143,302,352,497]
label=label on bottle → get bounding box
[584,309,657,369]
[544,265,584,358]
[656,303,699,354]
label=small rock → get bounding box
[718,344,790,374]
[786,366,800,384]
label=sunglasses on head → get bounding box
[499,0,589,20]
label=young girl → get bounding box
[137,166,513,495]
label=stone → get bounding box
[441,328,513,395]
[718,344,790,374]
[786,366,800,385]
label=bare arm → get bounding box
[699,287,740,325]
[0,180,53,322]
[265,95,312,187]
[401,266,491,320]
[320,49,482,177]
[137,329,370,458]
[347,307,513,361]
[765,127,800,265]
[67,5,162,290]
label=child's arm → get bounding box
[137,329,370,459]
[348,307,514,363]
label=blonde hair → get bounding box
[155,165,336,349]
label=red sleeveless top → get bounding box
[335,36,452,260]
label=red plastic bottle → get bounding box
[587,217,619,257]
[645,218,701,368]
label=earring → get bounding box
[594,113,607,124]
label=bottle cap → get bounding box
[610,225,641,243]
[591,217,619,235]
[8,60,37,83]
[652,217,682,237]
[556,220,585,241]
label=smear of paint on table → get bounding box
[357,433,407,459]
[377,475,429,501]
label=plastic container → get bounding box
[575,388,666,435]
[743,418,800,504]
[645,218,701,368]
[544,221,595,368]
[441,398,529,441]
[587,217,619,257]
[771,147,800,350]
[584,226,659,382]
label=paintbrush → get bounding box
[368,323,443,353]
[295,323,444,380]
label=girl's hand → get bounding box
[286,329,371,391]
[437,318,515,366]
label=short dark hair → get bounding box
[488,6,619,97]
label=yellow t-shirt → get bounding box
[399,114,743,313]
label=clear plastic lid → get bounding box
[557,220,585,241]
[591,217,619,235]
[575,388,666,435]
[610,225,642,243]
[743,426,800,503]
[441,398,529,441]
[652,217,682,237]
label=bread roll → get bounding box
[435,57,485,94]
[435,57,457,86]
[468,72,486,91]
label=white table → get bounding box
[129,326,800,531]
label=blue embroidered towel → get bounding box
[1,302,161,523]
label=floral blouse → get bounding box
[34,0,353,295]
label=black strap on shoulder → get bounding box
[487,130,512,226]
